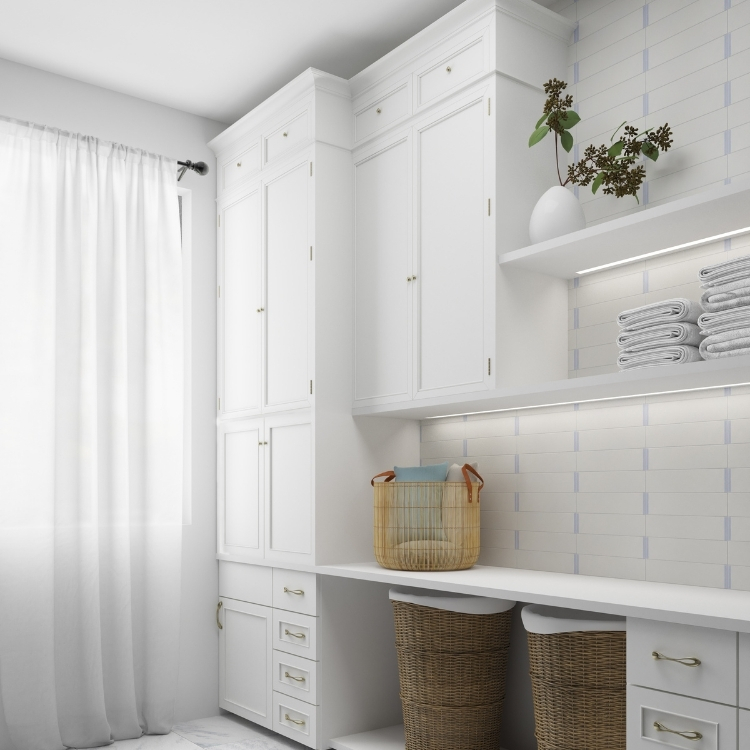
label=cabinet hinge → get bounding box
[488,358,491,376]
[488,98,491,116]
[218,214,221,228]
[218,285,221,298]
[310,246,313,261]
[218,397,221,410]
[310,162,313,177]
[310,380,313,395]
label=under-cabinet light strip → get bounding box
[423,381,750,419]
[576,226,750,275]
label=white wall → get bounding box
[0,56,227,722]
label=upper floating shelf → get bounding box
[351,355,750,419]
[498,180,750,279]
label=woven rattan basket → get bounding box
[393,600,512,750]
[371,464,482,571]
[527,630,626,750]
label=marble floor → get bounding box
[86,714,306,750]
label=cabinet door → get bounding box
[265,414,313,560]
[416,95,490,395]
[218,419,264,560]
[354,136,412,404]
[219,189,262,417]
[218,597,272,728]
[264,161,311,411]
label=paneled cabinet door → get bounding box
[354,135,412,404]
[218,597,273,729]
[264,160,311,412]
[415,93,492,396]
[265,413,313,560]
[218,419,264,560]
[219,188,262,417]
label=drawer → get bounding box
[627,618,737,705]
[417,36,486,107]
[740,632,750,708]
[221,142,260,192]
[273,650,318,705]
[273,691,318,749]
[627,685,737,750]
[264,110,309,165]
[219,561,272,606]
[272,568,318,616]
[355,84,409,142]
[273,609,318,660]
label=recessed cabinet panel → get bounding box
[354,139,411,402]
[221,191,262,415]
[740,632,750,708]
[222,143,260,193]
[355,85,409,142]
[218,420,263,559]
[219,598,273,729]
[267,418,312,556]
[417,99,486,393]
[417,37,485,107]
[265,111,309,165]
[265,163,310,409]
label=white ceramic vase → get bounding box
[528,185,586,244]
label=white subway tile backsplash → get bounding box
[578,470,646,493]
[578,555,646,580]
[516,432,575,454]
[646,514,727,540]
[579,513,646,536]
[648,493,728,516]
[578,426,645,451]
[645,421,726,447]
[577,448,645,471]
[515,549,575,574]
[576,533,644,558]
[519,452,577,473]
[576,493,645,514]
[518,493,578,513]
[648,445,728,470]
[646,559,726,587]
[648,537,727,564]
[518,531,577,554]
[648,397,728,425]
[420,440,464,459]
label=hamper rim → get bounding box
[390,586,515,614]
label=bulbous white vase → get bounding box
[528,186,586,244]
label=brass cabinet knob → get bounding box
[376,107,382,114]
[446,65,452,73]
[283,131,288,137]
[236,162,242,167]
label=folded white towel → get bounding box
[699,328,750,359]
[699,308,750,335]
[699,253,750,286]
[617,322,704,352]
[617,298,702,331]
[700,278,750,312]
[618,346,703,370]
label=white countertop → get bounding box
[219,554,750,632]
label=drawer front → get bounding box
[273,650,318,705]
[628,685,736,750]
[273,691,318,748]
[417,36,485,107]
[740,632,750,708]
[219,561,272,606]
[272,568,318,616]
[627,618,737,705]
[355,84,409,142]
[273,609,318,660]
[264,111,309,165]
[221,142,260,192]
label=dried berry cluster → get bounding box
[529,79,674,201]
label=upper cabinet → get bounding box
[350,0,574,409]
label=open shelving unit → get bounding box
[498,179,750,278]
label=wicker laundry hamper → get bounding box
[371,464,482,571]
[522,604,627,750]
[390,588,515,750]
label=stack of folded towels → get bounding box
[616,298,704,370]
[698,254,750,359]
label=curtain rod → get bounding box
[177,160,209,181]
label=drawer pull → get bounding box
[651,651,701,667]
[283,587,305,595]
[285,629,306,639]
[284,713,305,726]
[216,601,223,630]
[284,671,306,682]
[653,721,703,741]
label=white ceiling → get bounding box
[0,0,557,125]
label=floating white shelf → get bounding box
[498,180,750,278]
[330,725,406,750]
[351,355,750,419]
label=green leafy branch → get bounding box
[529,79,674,201]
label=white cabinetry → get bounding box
[350,2,572,409]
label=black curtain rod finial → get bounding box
[177,160,209,181]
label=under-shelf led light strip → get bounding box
[576,226,750,275]
[424,381,750,419]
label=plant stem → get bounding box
[554,133,563,186]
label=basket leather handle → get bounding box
[371,470,396,487]
[461,463,484,501]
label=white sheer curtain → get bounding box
[0,118,184,750]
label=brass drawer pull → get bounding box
[284,587,305,595]
[654,721,702,741]
[285,714,305,726]
[285,629,306,639]
[285,671,306,682]
[652,651,701,667]
[216,601,223,630]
